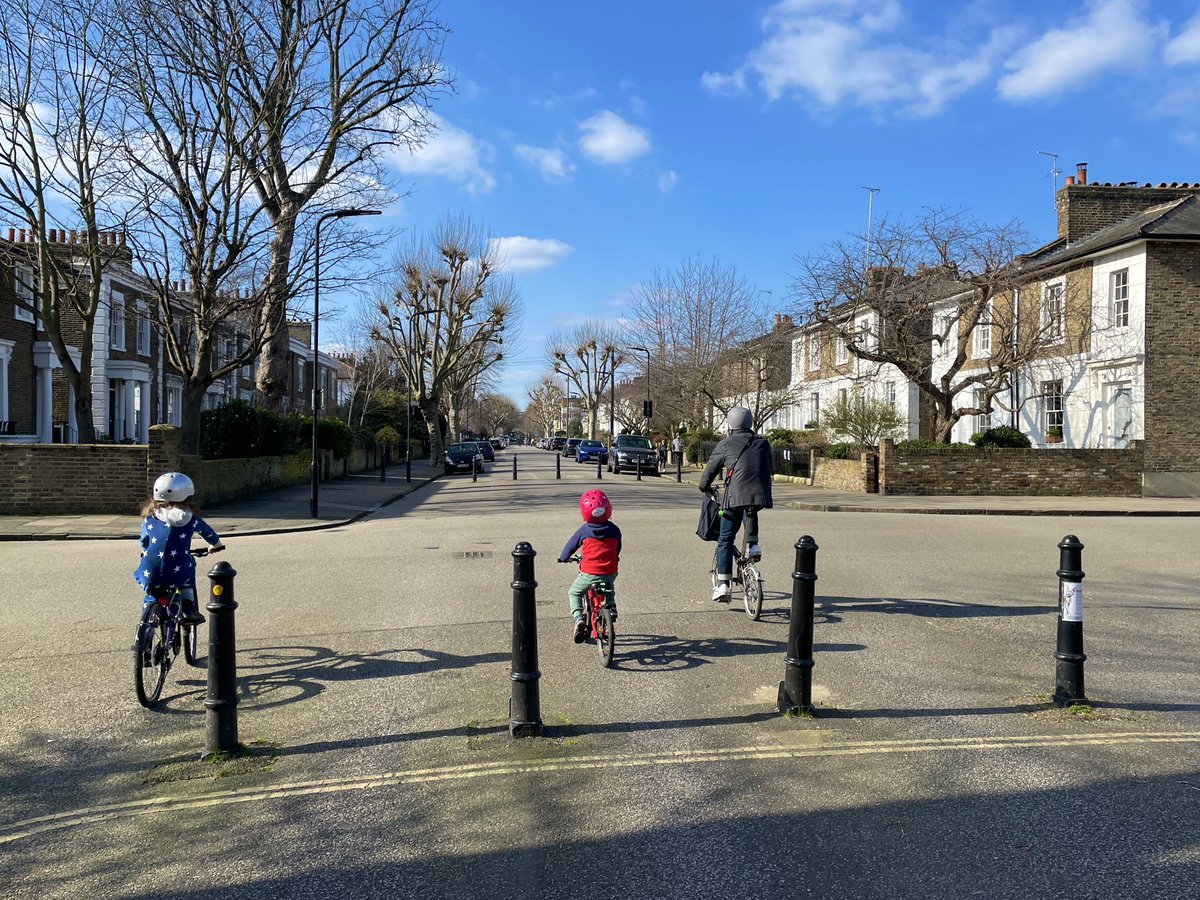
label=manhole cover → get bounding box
[456,551,494,559]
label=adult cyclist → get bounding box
[699,406,773,602]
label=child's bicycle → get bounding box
[134,544,223,707]
[563,554,616,668]
[710,532,764,621]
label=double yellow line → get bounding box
[4,730,1198,845]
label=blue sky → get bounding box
[349,0,1200,404]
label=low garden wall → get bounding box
[810,451,877,493]
[878,439,1143,497]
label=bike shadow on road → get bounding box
[609,632,865,672]
[812,595,1056,624]
[154,644,509,714]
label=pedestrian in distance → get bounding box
[671,434,684,465]
[698,407,772,602]
[134,472,223,624]
[557,489,621,643]
[657,439,668,468]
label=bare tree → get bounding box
[792,208,1065,442]
[697,322,803,428]
[546,321,622,439]
[215,0,450,410]
[374,217,515,460]
[474,393,518,437]
[625,254,767,430]
[0,0,126,442]
[525,375,562,437]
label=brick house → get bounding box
[0,230,340,444]
[783,165,1200,496]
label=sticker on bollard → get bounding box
[1061,581,1083,622]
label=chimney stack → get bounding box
[1076,162,1088,186]
[1065,175,1076,186]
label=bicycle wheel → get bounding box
[134,605,168,707]
[595,606,616,668]
[742,564,763,621]
[182,621,200,666]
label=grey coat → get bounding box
[699,429,774,509]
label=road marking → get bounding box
[3,730,1198,845]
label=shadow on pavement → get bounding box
[816,595,1056,624]
[610,633,864,672]
[100,770,1200,899]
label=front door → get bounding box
[1105,383,1133,448]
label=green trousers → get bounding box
[568,573,617,622]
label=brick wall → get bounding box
[0,443,146,514]
[810,451,876,492]
[1144,243,1200,490]
[878,439,1142,497]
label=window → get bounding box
[936,314,957,359]
[240,337,251,380]
[837,388,848,406]
[224,338,234,371]
[166,384,182,426]
[885,381,897,409]
[14,266,35,323]
[974,302,992,357]
[136,303,151,356]
[1110,269,1129,328]
[807,332,821,371]
[974,388,990,434]
[1042,379,1064,435]
[808,392,820,426]
[110,292,126,350]
[1043,282,1064,342]
[835,334,848,365]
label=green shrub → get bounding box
[200,401,355,460]
[375,425,400,447]
[824,442,858,459]
[766,428,797,447]
[971,426,1031,449]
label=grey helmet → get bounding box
[726,406,753,432]
[153,471,195,502]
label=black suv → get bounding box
[610,434,658,475]
[444,442,482,475]
[549,436,566,451]
[562,438,582,458]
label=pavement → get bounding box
[3,452,1199,541]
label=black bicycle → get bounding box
[134,545,223,707]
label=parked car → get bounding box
[444,442,482,475]
[576,439,608,465]
[549,436,566,451]
[562,437,582,458]
[490,438,504,451]
[609,434,658,474]
[473,440,495,462]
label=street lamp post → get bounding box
[311,208,380,518]
[626,345,651,432]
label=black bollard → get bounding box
[405,448,411,483]
[636,457,642,481]
[509,542,543,738]
[513,455,518,480]
[556,453,561,480]
[473,455,479,483]
[1053,535,1087,707]
[203,560,239,758]
[380,448,386,482]
[778,536,818,717]
[676,453,682,483]
[597,455,603,479]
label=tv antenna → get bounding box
[1036,150,1061,207]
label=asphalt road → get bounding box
[1,447,1198,898]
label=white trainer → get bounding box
[748,544,762,562]
[712,580,732,602]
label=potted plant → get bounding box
[1046,426,1063,444]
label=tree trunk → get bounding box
[180,380,209,455]
[419,396,445,461]
[65,352,97,444]
[255,212,299,411]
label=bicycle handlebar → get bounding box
[190,543,225,557]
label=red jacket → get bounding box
[558,522,622,575]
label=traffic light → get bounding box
[643,399,653,419]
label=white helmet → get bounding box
[153,471,195,502]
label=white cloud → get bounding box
[578,111,651,165]
[1166,11,1200,65]
[489,236,572,272]
[704,0,1013,116]
[998,0,1161,101]
[514,143,576,182]
[385,109,495,195]
[658,170,679,192]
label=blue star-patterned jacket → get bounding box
[134,514,220,594]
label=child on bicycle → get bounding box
[134,472,223,625]
[558,489,621,643]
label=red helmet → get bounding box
[580,489,611,523]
